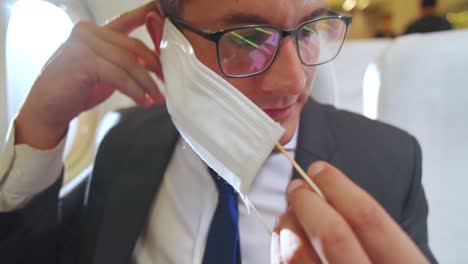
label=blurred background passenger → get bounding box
[374,14,396,38]
[404,0,453,34]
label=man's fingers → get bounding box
[271,230,282,264]
[92,53,148,106]
[105,1,159,34]
[86,23,161,73]
[92,40,159,101]
[75,28,160,100]
[287,179,371,264]
[274,209,321,264]
[303,161,429,264]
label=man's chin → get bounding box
[278,119,299,146]
[278,133,292,146]
[276,104,301,146]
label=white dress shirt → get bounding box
[0,123,65,211]
[0,122,296,263]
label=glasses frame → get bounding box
[169,11,352,78]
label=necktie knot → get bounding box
[211,174,237,198]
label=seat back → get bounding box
[332,39,392,115]
[0,11,8,151]
[310,62,338,105]
[378,30,468,263]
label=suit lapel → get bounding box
[87,108,179,264]
[294,99,336,180]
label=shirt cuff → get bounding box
[0,122,66,211]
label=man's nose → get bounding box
[258,37,307,95]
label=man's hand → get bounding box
[15,1,164,149]
[271,161,429,264]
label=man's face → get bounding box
[179,0,326,145]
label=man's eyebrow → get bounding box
[301,8,329,22]
[221,7,329,27]
[221,13,270,26]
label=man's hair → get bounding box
[156,0,183,16]
[421,0,436,8]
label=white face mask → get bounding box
[150,19,285,205]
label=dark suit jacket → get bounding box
[0,99,437,263]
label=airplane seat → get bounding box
[310,62,338,105]
[377,29,468,264]
[0,6,8,152]
[332,39,392,116]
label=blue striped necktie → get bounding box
[202,169,241,264]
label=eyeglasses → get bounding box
[169,11,352,78]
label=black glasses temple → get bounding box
[326,10,353,25]
[168,16,220,42]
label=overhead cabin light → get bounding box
[357,0,372,10]
[343,0,358,12]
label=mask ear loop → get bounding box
[245,143,326,237]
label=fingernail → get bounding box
[146,93,154,102]
[308,161,326,178]
[287,179,304,194]
[140,94,154,108]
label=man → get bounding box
[404,0,452,34]
[0,0,436,263]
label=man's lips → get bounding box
[263,105,294,120]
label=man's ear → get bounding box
[145,10,165,53]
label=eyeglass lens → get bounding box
[298,18,347,65]
[218,27,280,77]
[217,18,347,77]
